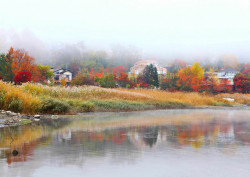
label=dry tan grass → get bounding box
[215,93,250,105]
[21,83,249,106]
[117,89,227,106]
[2,82,249,114]
[21,83,230,106]
[21,83,151,101]
[0,81,41,114]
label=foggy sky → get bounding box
[1,0,250,62]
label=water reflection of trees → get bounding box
[142,127,159,148]
[54,120,250,153]
[0,115,250,166]
[0,119,71,164]
[234,121,250,144]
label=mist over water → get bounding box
[0,109,250,177]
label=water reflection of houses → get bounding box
[128,121,245,150]
[1,115,250,166]
[52,121,250,153]
[57,129,72,142]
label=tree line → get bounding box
[0,46,249,93]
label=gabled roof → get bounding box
[219,68,238,73]
[53,68,72,74]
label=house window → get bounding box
[54,75,59,81]
[65,74,70,80]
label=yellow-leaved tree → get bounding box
[178,62,204,92]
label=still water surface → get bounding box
[0,109,250,177]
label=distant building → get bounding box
[51,68,73,85]
[215,68,239,85]
[129,60,167,75]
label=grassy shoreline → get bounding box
[0,81,249,115]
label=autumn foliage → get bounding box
[178,63,204,92]
[0,47,43,83]
[234,74,249,93]
[13,71,32,84]
[71,72,95,86]
[112,65,125,75]
[216,79,233,93]
[7,47,41,82]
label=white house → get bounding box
[215,68,239,85]
[51,68,73,85]
[129,60,167,75]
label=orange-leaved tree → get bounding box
[178,62,204,92]
[7,47,40,82]
[118,72,129,82]
[117,72,130,87]
[216,79,232,93]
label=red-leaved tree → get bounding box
[112,65,125,75]
[234,74,249,93]
[216,80,232,93]
[14,71,32,84]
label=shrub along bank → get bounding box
[1,81,247,115]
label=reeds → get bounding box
[215,93,250,105]
[116,89,231,106]
[1,81,248,114]
[0,81,41,114]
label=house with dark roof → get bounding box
[51,68,73,85]
[215,68,239,85]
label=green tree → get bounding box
[142,64,159,87]
[37,64,54,81]
[0,54,14,81]
[99,73,116,88]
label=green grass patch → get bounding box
[153,101,189,109]
[77,101,95,112]
[41,98,70,114]
[91,100,155,111]
[62,99,95,113]
[212,101,232,106]
[19,119,32,125]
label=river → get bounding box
[0,109,250,177]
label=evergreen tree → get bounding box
[142,64,159,87]
[0,54,14,81]
[153,66,159,87]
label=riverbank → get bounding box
[1,105,250,128]
[0,81,249,116]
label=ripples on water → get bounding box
[0,109,250,177]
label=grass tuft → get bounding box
[41,98,70,114]
[77,101,95,112]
